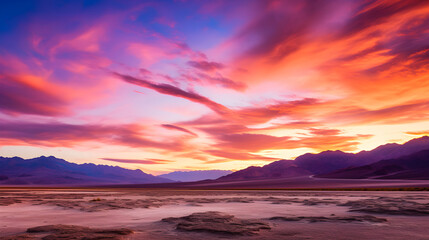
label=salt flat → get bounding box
[1,189,429,239]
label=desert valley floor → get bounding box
[1,189,429,239]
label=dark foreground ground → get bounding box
[1,189,429,239]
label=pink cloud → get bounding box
[0,74,68,116]
[205,149,280,161]
[101,158,174,164]
[114,72,232,116]
[0,121,188,151]
[187,60,224,72]
[161,124,198,137]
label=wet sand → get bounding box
[1,189,429,239]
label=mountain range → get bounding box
[316,150,429,180]
[0,156,172,185]
[1,136,429,186]
[218,136,429,181]
[158,170,232,182]
[218,160,311,181]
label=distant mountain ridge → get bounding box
[218,160,311,181]
[2,136,429,185]
[159,170,232,182]
[316,150,429,180]
[0,156,172,185]
[218,136,429,181]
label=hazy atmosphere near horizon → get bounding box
[1,0,429,175]
[2,1,429,239]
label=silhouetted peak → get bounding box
[365,142,400,153]
[317,149,429,179]
[32,155,66,161]
[0,156,23,160]
[0,155,172,185]
[265,160,294,168]
[405,135,429,144]
[320,150,347,155]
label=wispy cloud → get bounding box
[187,60,224,72]
[114,72,232,116]
[205,150,280,161]
[0,121,187,151]
[406,131,429,136]
[101,158,174,164]
[0,74,68,116]
[161,124,198,137]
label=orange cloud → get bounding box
[0,121,189,151]
[0,74,69,116]
[406,131,429,136]
[205,150,280,161]
[101,158,174,164]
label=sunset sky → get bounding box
[1,0,429,174]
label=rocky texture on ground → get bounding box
[32,198,175,212]
[340,197,429,215]
[1,234,37,239]
[2,190,429,240]
[263,196,340,205]
[0,197,21,206]
[162,211,271,235]
[185,197,254,204]
[0,190,346,212]
[1,224,133,240]
[269,215,387,223]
